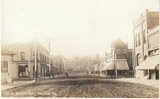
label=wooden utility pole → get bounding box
[114,49,117,79]
[34,42,37,83]
[115,51,117,79]
[133,28,136,77]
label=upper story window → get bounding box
[155,49,159,55]
[148,49,159,56]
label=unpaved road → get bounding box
[2,76,159,98]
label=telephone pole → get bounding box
[34,41,37,83]
[114,49,117,79]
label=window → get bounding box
[144,55,147,60]
[2,61,8,72]
[148,51,152,56]
[148,50,158,56]
[154,49,158,55]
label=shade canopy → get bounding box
[101,59,129,71]
[136,55,160,70]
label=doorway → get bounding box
[18,65,28,78]
[156,70,159,80]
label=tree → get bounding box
[63,55,104,73]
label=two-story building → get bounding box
[133,9,159,80]
[2,41,57,80]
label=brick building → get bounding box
[133,9,159,80]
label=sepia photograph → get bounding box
[1,0,160,98]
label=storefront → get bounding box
[16,61,30,78]
[18,64,29,78]
[136,55,159,80]
[101,59,129,78]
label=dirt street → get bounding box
[2,75,159,98]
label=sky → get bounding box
[2,0,159,58]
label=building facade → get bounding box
[2,41,58,80]
[1,49,18,84]
[111,39,134,70]
[133,9,159,80]
[99,39,134,78]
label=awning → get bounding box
[146,55,159,69]
[15,60,28,64]
[136,55,160,70]
[101,62,114,70]
[135,65,146,70]
[101,59,129,71]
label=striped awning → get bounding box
[101,59,129,71]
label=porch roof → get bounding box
[101,59,129,71]
[136,55,160,70]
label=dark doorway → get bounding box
[18,65,28,78]
[137,54,140,66]
[149,70,151,79]
[156,70,159,80]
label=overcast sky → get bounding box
[2,0,159,57]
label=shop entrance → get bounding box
[18,65,28,78]
[156,70,159,80]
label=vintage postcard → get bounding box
[1,0,159,98]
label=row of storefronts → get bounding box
[91,10,159,80]
[1,41,62,84]
[91,39,134,78]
